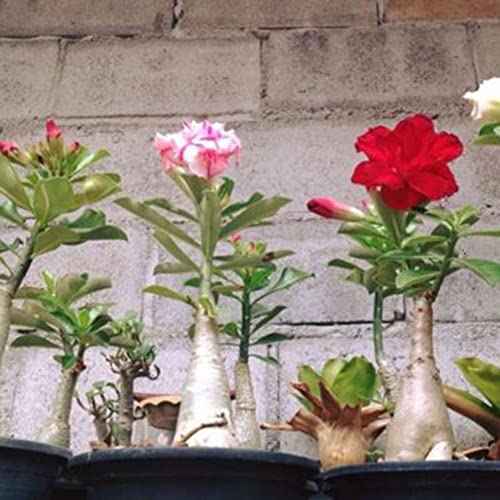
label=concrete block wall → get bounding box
[0,0,499,455]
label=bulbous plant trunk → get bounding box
[234,360,261,449]
[116,371,134,446]
[38,368,79,448]
[173,312,237,447]
[93,415,110,444]
[0,284,14,374]
[385,296,454,460]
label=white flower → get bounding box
[463,78,500,123]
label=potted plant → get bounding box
[211,234,312,448]
[67,120,319,499]
[0,121,125,499]
[307,111,500,498]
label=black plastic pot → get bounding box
[0,438,70,499]
[69,447,319,499]
[319,461,500,499]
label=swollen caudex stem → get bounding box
[38,363,82,448]
[385,295,454,461]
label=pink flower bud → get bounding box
[307,197,365,222]
[46,119,62,140]
[230,232,241,244]
[0,140,19,156]
[69,141,81,153]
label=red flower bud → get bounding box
[46,119,62,140]
[230,232,241,244]
[69,141,81,153]
[307,197,365,222]
[0,140,19,156]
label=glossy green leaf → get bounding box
[298,364,321,398]
[0,201,27,228]
[454,258,500,287]
[0,157,31,210]
[74,173,120,206]
[33,226,81,256]
[254,267,312,302]
[455,357,500,411]
[11,334,60,349]
[222,192,264,218]
[145,198,197,222]
[169,170,206,205]
[252,305,286,333]
[10,307,56,332]
[222,322,240,338]
[56,274,112,304]
[61,209,105,229]
[250,354,280,367]
[338,222,388,240]
[401,235,447,248]
[395,268,439,290]
[328,259,363,271]
[153,229,198,271]
[115,197,199,248]
[200,191,221,259]
[478,121,500,137]
[33,178,76,224]
[154,262,196,274]
[74,149,110,174]
[462,230,500,238]
[143,284,195,308]
[220,196,290,239]
[331,356,377,407]
[454,204,479,227]
[75,225,128,243]
[322,358,347,389]
[252,332,290,345]
[216,253,282,271]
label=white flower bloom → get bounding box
[463,78,500,123]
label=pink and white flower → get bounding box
[154,120,241,179]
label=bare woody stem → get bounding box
[0,226,40,373]
[38,367,80,448]
[116,371,134,446]
[173,255,237,447]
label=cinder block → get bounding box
[277,322,500,456]
[264,25,475,113]
[0,40,59,119]
[471,23,500,80]
[56,38,260,117]
[182,0,376,29]
[0,0,171,36]
[384,0,500,23]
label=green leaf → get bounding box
[473,134,500,146]
[331,356,377,407]
[145,198,197,222]
[328,259,363,271]
[11,334,60,349]
[252,305,286,333]
[143,284,195,308]
[454,204,479,227]
[338,222,388,240]
[0,201,27,228]
[321,358,346,389]
[153,229,198,271]
[445,385,499,417]
[395,268,439,290]
[222,322,240,338]
[252,332,290,345]
[216,253,283,271]
[220,196,291,239]
[33,178,76,224]
[73,149,110,174]
[454,258,500,287]
[56,354,77,370]
[250,354,280,367]
[298,364,321,398]
[10,307,56,332]
[115,197,199,248]
[199,295,217,318]
[401,235,447,248]
[222,192,264,218]
[461,230,500,238]
[61,209,105,229]
[217,177,235,203]
[0,156,31,210]
[74,225,128,243]
[455,357,500,411]
[56,274,111,304]
[200,191,221,259]
[33,226,81,256]
[169,170,205,205]
[478,121,500,137]
[74,173,121,206]
[154,262,196,274]
[254,267,312,303]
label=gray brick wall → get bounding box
[0,1,499,455]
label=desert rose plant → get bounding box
[210,234,311,448]
[10,272,115,447]
[308,114,500,461]
[117,120,291,447]
[0,120,126,374]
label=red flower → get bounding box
[307,197,365,222]
[46,119,62,140]
[351,114,463,211]
[0,140,19,155]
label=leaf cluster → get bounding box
[473,121,500,146]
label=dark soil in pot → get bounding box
[68,447,319,500]
[0,438,70,499]
[319,461,500,500]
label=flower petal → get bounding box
[407,163,458,200]
[381,185,425,211]
[355,126,392,161]
[351,161,403,189]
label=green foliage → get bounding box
[296,356,380,410]
[473,121,500,146]
[10,272,114,370]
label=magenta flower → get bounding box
[46,119,62,140]
[154,120,241,179]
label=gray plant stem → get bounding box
[116,370,134,446]
[385,296,454,460]
[173,259,237,447]
[233,287,261,448]
[373,289,399,405]
[38,367,79,448]
[0,226,40,374]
